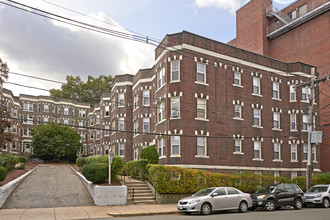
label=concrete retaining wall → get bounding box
[0,167,36,208]
[75,170,127,206]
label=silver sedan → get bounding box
[177,187,252,215]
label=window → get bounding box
[105,125,110,136]
[118,93,124,107]
[79,110,86,117]
[13,108,17,117]
[197,63,206,83]
[57,107,61,115]
[197,136,207,156]
[252,77,260,95]
[134,148,139,160]
[44,117,49,124]
[227,188,240,195]
[303,114,309,131]
[90,118,94,126]
[96,114,100,124]
[13,124,17,133]
[143,90,150,106]
[72,109,75,116]
[290,114,297,131]
[253,108,261,126]
[23,142,31,152]
[23,103,33,111]
[12,141,16,149]
[302,87,311,101]
[197,98,206,119]
[291,172,297,180]
[134,120,139,135]
[90,144,93,153]
[273,82,280,99]
[234,72,241,86]
[171,60,180,81]
[157,67,165,89]
[253,141,261,159]
[119,143,125,156]
[119,117,124,131]
[157,101,165,123]
[96,146,100,155]
[288,10,297,20]
[290,85,296,101]
[96,130,100,139]
[24,115,33,124]
[158,137,165,157]
[171,136,180,155]
[273,112,280,129]
[64,107,69,115]
[234,105,241,119]
[112,119,116,133]
[105,144,109,155]
[234,139,242,153]
[143,117,150,133]
[134,93,139,109]
[274,142,280,160]
[80,133,85,141]
[291,144,297,161]
[303,144,308,161]
[44,104,49,112]
[90,132,94,139]
[312,145,316,161]
[105,106,110,116]
[171,97,180,118]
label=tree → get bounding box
[0,58,12,148]
[140,145,159,164]
[50,75,113,105]
[31,124,81,161]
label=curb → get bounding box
[107,210,179,217]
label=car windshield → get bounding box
[256,185,276,193]
[193,188,215,196]
[307,186,329,193]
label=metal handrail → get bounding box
[142,169,157,200]
[122,169,134,201]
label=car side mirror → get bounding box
[211,193,218,197]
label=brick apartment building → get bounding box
[84,31,320,179]
[228,0,330,171]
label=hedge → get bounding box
[77,155,123,183]
[0,155,18,170]
[148,165,291,194]
[292,172,330,191]
[140,146,159,164]
[127,159,148,180]
[0,166,7,181]
[82,163,108,184]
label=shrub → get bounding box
[0,166,7,181]
[15,156,27,169]
[111,156,124,182]
[0,155,17,170]
[82,163,108,184]
[127,159,148,180]
[140,145,159,164]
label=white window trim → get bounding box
[170,136,181,157]
[170,60,180,83]
[195,136,208,158]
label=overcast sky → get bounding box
[0,0,294,96]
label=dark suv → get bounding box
[252,183,304,211]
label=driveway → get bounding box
[2,165,94,209]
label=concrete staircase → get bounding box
[126,178,156,204]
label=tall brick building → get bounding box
[83,31,321,179]
[228,0,330,171]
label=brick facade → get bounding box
[229,0,330,171]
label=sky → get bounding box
[0,0,295,96]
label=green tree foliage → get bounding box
[0,166,8,181]
[31,124,81,161]
[140,145,159,164]
[50,75,113,105]
[0,58,12,148]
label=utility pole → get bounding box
[295,68,329,190]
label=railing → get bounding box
[266,0,329,35]
[141,169,157,200]
[121,169,134,201]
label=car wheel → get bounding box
[239,201,248,213]
[200,203,212,215]
[294,199,303,210]
[264,200,276,211]
[322,198,330,208]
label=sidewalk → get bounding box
[0,204,178,220]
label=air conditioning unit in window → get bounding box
[172,111,179,117]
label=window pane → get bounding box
[197,63,205,83]
[171,61,179,81]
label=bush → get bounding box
[0,166,7,181]
[127,159,148,180]
[140,146,159,164]
[0,155,17,170]
[14,156,27,169]
[82,163,108,184]
[111,156,124,182]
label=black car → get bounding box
[251,183,304,211]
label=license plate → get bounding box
[178,206,183,210]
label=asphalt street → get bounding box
[2,165,94,209]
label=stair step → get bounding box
[128,189,151,193]
[133,200,156,204]
[129,196,155,200]
[129,193,154,197]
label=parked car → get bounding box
[251,183,304,211]
[304,184,330,208]
[177,187,252,215]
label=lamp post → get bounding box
[108,151,114,184]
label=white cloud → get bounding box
[193,0,249,14]
[274,0,295,4]
[0,5,154,96]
